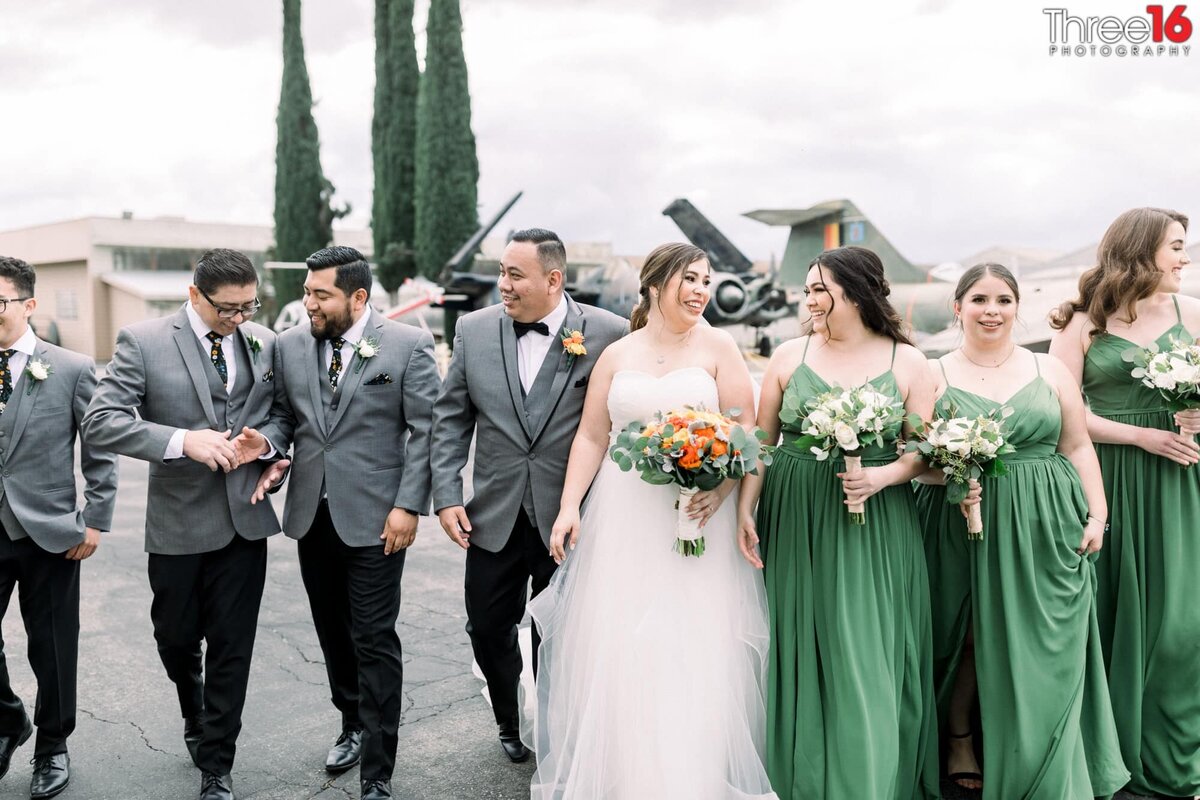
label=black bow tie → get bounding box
[513,320,550,338]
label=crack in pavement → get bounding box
[78,707,182,758]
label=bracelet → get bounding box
[1087,514,1110,532]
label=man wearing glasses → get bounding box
[83,249,280,800]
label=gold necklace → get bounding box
[652,327,693,364]
[959,345,1015,369]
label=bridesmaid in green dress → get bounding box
[1049,207,1200,799]
[916,264,1128,800]
[737,246,940,800]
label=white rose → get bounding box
[834,421,859,451]
[357,342,378,358]
[926,428,949,449]
[27,361,49,381]
[946,438,971,457]
[807,409,834,434]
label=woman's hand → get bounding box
[838,465,889,507]
[1137,427,1200,466]
[958,479,982,520]
[687,488,727,528]
[737,512,764,569]
[549,507,581,565]
[1175,409,1200,436]
[1077,516,1106,556]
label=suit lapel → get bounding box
[499,313,533,441]
[305,333,328,438]
[328,312,379,433]
[228,329,263,435]
[530,299,584,444]
[172,313,220,429]
[8,341,49,455]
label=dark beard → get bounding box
[308,308,353,341]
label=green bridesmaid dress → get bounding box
[757,340,940,800]
[918,356,1128,800]
[1083,295,1200,797]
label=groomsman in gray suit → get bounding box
[242,246,439,800]
[430,228,627,762]
[83,249,279,800]
[0,256,117,800]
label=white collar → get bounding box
[537,295,569,336]
[186,301,229,341]
[5,326,37,356]
[336,306,372,345]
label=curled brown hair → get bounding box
[1049,207,1189,336]
[629,243,708,332]
[801,246,913,346]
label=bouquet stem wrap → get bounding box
[844,455,865,525]
[673,486,705,557]
[966,499,983,539]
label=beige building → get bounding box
[0,215,370,360]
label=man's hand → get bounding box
[232,426,269,466]
[381,508,418,555]
[437,506,472,549]
[251,459,290,504]
[65,527,100,561]
[183,429,238,472]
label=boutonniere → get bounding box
[24,358,52,395]
[245,333,264,362]
[561,327,587,366]
[352,337,380,373]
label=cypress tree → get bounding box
[414,0,479,280]
[372,0,420,293]
[273,0,348,307]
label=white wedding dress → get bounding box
[528,367,778,800]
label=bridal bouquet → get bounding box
[1124,334,1200,411]
[906,405,1016,539]
[609,406,771,557]
[784,384,905,524]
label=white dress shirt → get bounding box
[516,296,568,394]
[324,306,373,377]
[0,326,38,401]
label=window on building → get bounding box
[56,288,79,320]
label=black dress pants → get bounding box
[0,534,79,757]
[297,500,405,783]
[147,534,267,775]
[464,507,557,727]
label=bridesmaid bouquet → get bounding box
[610,406,771,557]
[1124,335,1200,411]
[906,406,1016,539]
[785,384,905,524]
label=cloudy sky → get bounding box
[3,0,1198,264]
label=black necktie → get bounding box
[0,349,13,408]
[513,320,550,338]
[328,337,346,390]
[205,332,227,385]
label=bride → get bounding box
[528,243,777,799]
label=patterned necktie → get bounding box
[0,349,12,408]
[328,337,346,390]
[206,331,228,385]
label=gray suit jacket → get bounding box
[82,308,281,555]
[430,297,628,552]
[261,311,440,546]
[0,340,118,552]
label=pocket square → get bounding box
[261,369,274,382]
[365,373,393,386]
[573,376,588,389]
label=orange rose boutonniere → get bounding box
[561,327,587,366]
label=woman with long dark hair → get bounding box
[1049,207,1200,798]
[917,263,1127,799]
[737,246,940,799]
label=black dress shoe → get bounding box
[0,716,32,780]
[29,753,70,800]
[361,778,393,799]
[183,715,203,768]
[199,770,234,800]
[498,724,530,763]
[325,727,362,773]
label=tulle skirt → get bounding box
[528,461,778,799]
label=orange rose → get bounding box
[694,426,716,440]
[678,445,702,470]
[710,440,728,457]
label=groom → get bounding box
[430,228,626,761]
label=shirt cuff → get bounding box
[260,441,278,460]
[163,429,187,461]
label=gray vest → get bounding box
[194,334,253,432]
[519,348,562,521]
[0,376,28,540]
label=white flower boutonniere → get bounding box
[25,358,52,395]
[352,337,380,373]
[245,333,264,362]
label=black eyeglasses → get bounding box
[0,297,32,314]
[199,288,262,320]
